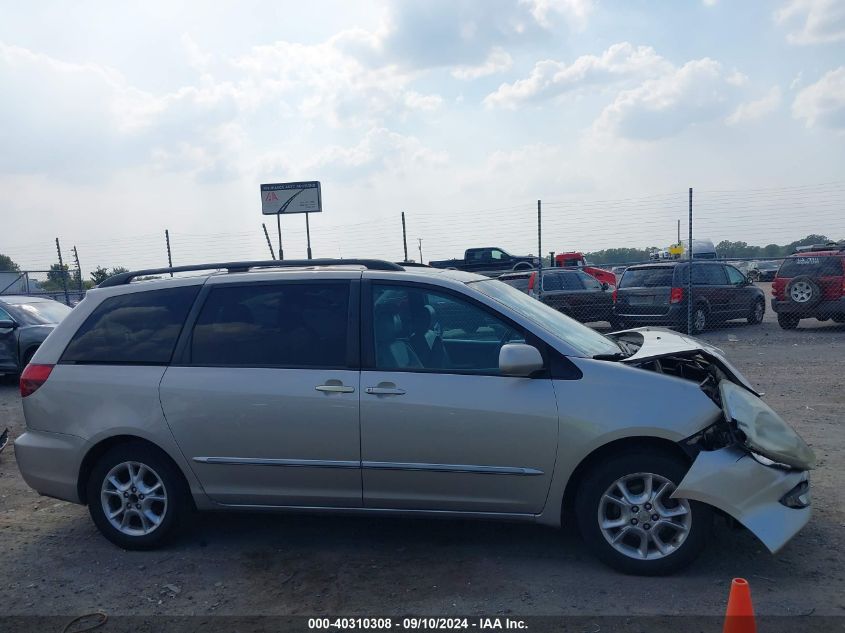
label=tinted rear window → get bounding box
[778,256,843,278]
[499,276,530,291]
[62,286,199,364]
[619,268,675,288]
[190,282,350,367]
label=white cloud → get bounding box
[452,48,513,80]
[775,0,845,44]
[594,58,744,140]
[484,42,670,108]
[792,66,845,129]
[519,0,596,29]
[727,86,782,125]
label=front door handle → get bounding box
[315,384,355,393]
[365,387,406,396]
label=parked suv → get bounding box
[614,262,766,334]
[771,243,845,329]
[498,269,615,325]
[16,259,813,575]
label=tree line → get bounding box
[583,234,841,265]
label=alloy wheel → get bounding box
[100,461,168,536]
[790,281,813,304]
[597,472,692,560]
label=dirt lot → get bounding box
[1,294,843,622]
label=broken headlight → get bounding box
[719,380,816,470]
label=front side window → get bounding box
[62,286,199,364]
[578,272,602,290]
[491,250,505,260]
[725,266,746,285]
[190,282,350,367]
[371,284,524,373]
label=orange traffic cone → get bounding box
[723,578,756,633]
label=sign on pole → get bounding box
[261,181,322,215]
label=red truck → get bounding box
[553,252,617,287]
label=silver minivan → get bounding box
[15,260,815,575]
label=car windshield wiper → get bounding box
[592,352,627,361]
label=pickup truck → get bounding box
[553,252,617,287]
[430,247,540,274]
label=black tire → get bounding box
[777,313,800,330]
[747,299,765,325]
[87,441,190,550]
[575,450,712,575]
[513,262,533,271]
[832,314,845,324]
[690,305,708,334]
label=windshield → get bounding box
[471,279,621,357]
[8,299,72,325]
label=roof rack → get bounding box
[794,241,845,253]
[98,259,405,288]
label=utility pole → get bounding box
[262,223,277,259]
[55,238,70,305]
[417,238,424,264]
[677,219,681,244]
[165,229,173,277]
[401,212,409,262]
[72,246,83,294]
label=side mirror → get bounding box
[499,343,544,377]
[0,319,16,329]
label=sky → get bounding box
[2,0,845,273]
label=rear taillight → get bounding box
[612,289,617,303]
[527,272,537,294]
[669,287,684,303]
[20,364,54,398]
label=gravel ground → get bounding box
[0,287,843,623]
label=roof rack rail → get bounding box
[794,241,845,253]
[98,259,405,288]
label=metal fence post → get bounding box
[262,223,277,259]
[55,238,70,305]
[402,212,409,262]
[165,229,174,277]
[687,187,693,335]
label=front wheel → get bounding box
[777,313,800,330]
[87,442,190,549]
[575,451,711,575]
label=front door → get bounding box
[359,281,559,514]
[160,278,362,507]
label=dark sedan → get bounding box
[0,296,72,374]
[498,269,615,325]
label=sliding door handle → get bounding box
[365,387,406,396]
[315,384,355,393]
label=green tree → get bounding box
[0,253,20,271]
[90,266,129,285]
[42,263,70,290]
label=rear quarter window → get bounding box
[61,286,200,364]
[777,256,844,278]
[619,268,674,288]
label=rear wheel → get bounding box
[575,451,711,575]
[690,305,708,334]
[777,313,800,330]
[747,299,765,325]
[87,442,189,549]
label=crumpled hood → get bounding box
[610,327,760,396]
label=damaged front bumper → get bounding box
[673,445,810,553]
